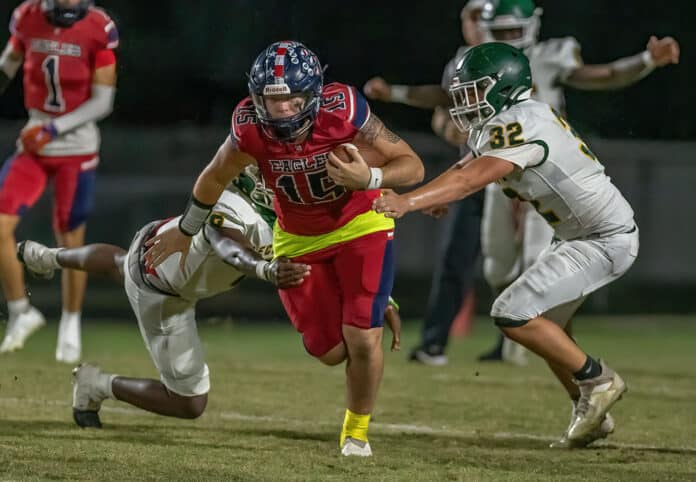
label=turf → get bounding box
[1,316,695,481]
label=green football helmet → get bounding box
[448,42,532,132]
[231,165,277,226]
[479,0,542,49]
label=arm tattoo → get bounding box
[382,126,402,144]
[358,114,402,145]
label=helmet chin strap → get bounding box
[262,117,312,143]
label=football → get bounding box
[329,142,386,167]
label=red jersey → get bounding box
[9,0,118,115]
[231,82,376,236]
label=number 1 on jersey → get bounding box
[42,55,66,112]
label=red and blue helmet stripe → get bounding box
[248,41,324,142]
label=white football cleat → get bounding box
[17,240,60,280]
[0,307,46,353]
[341,437,372,457]
[56,317,81,364]
[566,361,626,445]
[550,401,616,448]
[56,337,81,364]
[72,363,108,428]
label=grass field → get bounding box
[1,315,695,481]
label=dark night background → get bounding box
[0,0,694,318]
[1,1,692,139]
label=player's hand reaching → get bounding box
[363,77,392,102]
[20,123,57,155]
[144,228,192,271]
[372,189,412,219]
[327,144,371,190]
[267,257,311,289]
[647,36,680,67]
[384,300,401,352]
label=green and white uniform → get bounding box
[469,98,638,324]
[123,187,273,397]
[481,37,584,289]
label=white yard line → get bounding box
[1,395,695,453]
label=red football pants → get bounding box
[278,230,395,357]
[0,151,98,233]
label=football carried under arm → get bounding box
[373,154,514,219]
[363,77,451,109]
[144,137,255,269]
[0,42,22,94]
[327,113,424,190]
[563,36,680,90]
[204,225,310,288]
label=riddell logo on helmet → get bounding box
[264,85,291,95]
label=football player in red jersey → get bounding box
[0,0,118,362]
[144,41,424,456]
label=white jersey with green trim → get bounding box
[468,99,634,241]
[153,188,274,301]
[525,37,582,113]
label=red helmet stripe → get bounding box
[274,47,287,82]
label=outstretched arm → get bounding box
[373,154,513,218]
[363,77,450,109]
[205,225,310,288]
[563,36,679,91]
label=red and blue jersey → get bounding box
[8,0,118,115]
[231,82,378,236]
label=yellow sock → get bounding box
[340,409,371,447]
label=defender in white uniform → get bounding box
[374,43,637,448]
[361,0,678,367]
[18,167,311,427]
[475,0,678,308]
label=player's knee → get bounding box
[318,342,347,366]
[179,393,208,419]
[56,225,86,247]
[342,325,382,360]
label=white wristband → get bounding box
[390,85,409,103]
[255,261,270,281]
[641,50,656,70]
[367,167,383,190]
